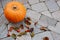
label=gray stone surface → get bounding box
[24,3,31,9]
[57,0,60,7]
[26,9,41,22]
[32,31,53,40]
[16,0,27,4]
[48,23,60,34]
[0,2,2,8]
[45,0,59,12]
[0,15,9,24]
[0,8,3,17]
[40,0,45,2]
[28,0,39,5]
[31,3,47,12]
[1,0,12,8]
[35,25,42,29]
[0,0,60,40]
[0,24,6,34]
[34,27,42,34]
[2,37,14,40]
[41,11,53,18]
[53,22,60,34]
[52,11,60,21]
[51,32,60,40]
[16,33,31,40]
[0,27,8,38]
[0,17,3,26]
[38,15,48,27]
[47,18,57,26]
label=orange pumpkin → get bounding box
[4,1,26,23]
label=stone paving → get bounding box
[0,0,60,40]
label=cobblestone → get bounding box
[1,0,12,8]
[0,8,3,17]
[31,3,47,12]
[24,3,31,9]
[45,0,59,12]
[2,37,14,40]
[0,24,6,34]
[48,24,60,34]
[52,11,60,21]
[40,0,45,2]
[57,0,60,7]
[16,0,27,4]
[38,15,48,27]
[0,27,8,38]
[51,32,60,40]
[0,15,9,24]
[28,0,39,5]
[26,9,41,22]
[47,18,57,26]
[34,27,42,34]
[0,2,1,8]
[41,11,53,18]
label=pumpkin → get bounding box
[4,1,26,23]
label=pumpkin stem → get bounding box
[13,6,17,10]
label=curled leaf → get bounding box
[34,22,38,26]
[19,32,27,35]
[7,33,10,37]
[17,34,22,37]
[25,24,30,29]
[40,26,47,31]
[30,32,35,37]
[8,26,14,32]
[43,37,49,40]
[30,28,34,32]
[26,17,31,21]
[14,27,19,31]
[19,24,24,29]
[25,30,31,32]
[16,29,20,32]
[11,33,16,39]
[24,19,31,25]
